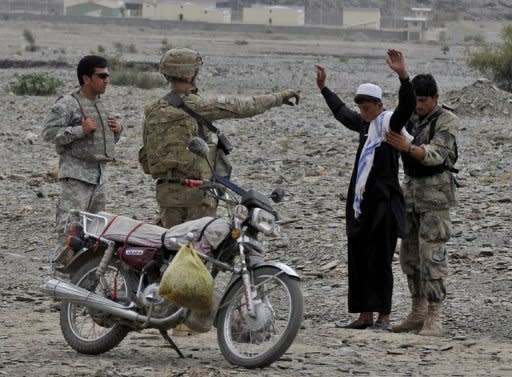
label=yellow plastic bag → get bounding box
[158,244,214,311]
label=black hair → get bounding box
[411,74,438,97]
[77,55,108,86]
[354,94,381,104]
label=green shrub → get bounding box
[23,29,35,45]
[110,70,166,89]
[441,44,450,55]
[23,29,39,52]
[113,42,124,53]
[464,34,485,44]
[97,44,105,53]
[106,53,125,71]
[467,25,512,91]
[10,72,62,96]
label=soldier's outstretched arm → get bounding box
[194,90,299,122]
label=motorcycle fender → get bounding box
[253,261,301,280]
[58,248,102,274]
[213,262,300,327]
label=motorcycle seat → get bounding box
[88,212,231,251]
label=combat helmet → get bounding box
[159,47,203,80]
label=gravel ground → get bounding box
[0,19,511,377]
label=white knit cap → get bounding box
[354,83,382,101]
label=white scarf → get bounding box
[353,110,413,219]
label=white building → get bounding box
[142,1,230,23]
[243,6,305,26]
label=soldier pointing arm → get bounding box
[140,47,299,229]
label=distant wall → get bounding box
[0,12,409,41]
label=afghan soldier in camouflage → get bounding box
[140,47,299,228]
[386,74,458,336]
[42,55,123,267]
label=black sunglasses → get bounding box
[93,72,110,79]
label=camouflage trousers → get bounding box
[54,178,106,257]
[156,181,216,228]
[399,209,451,303]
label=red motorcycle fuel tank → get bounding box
[118,247,158,270]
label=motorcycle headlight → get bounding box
[233,204,249,221]
[250,208,277,236]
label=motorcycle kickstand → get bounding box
[159,330,185,358]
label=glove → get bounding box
[281,90,300,106]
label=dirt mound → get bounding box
[444,79,512,117]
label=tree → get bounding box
[467,25,512,92]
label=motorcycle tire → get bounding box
[59,255,132,355]
[217,266,303,368]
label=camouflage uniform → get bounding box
[400,104,458,303]
[42,90,121,261]
[142,87,294,228]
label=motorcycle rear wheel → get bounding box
[217,266,303,368]
[59,256,132,354]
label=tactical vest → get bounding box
[402,109,458,178]
[140,94,211,180]
[68,90,116,162]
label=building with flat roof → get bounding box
[243,6,304,26]
[411,7,432,19]
[142,1,230,23]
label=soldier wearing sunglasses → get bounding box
[42,55,123,270]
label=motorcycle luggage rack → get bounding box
[71,210,110,242]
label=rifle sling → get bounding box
[163,91,219,141]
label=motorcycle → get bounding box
[43,137,303,368]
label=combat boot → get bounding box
[392,296,427,333]
[418,302,442,337]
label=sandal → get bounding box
[369,319,392,332]
[335,320,373,329]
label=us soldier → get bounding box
[139,47,299,228]
[42,55,123,268]
[386,74,458,336]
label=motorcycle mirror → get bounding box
[188,137,209,159]
[270,187,285,203]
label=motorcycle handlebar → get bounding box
[182,179,205,188]
[182,175,247,197]
[182,179,225,191]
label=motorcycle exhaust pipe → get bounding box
[43,278,184,329]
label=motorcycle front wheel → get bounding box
[217,266,303,368]
[59,256,132,354]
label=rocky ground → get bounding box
[0,19,511,377]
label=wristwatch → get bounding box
[407,144,416,155]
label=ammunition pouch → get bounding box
[402,153,458,178]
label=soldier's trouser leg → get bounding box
[53,178,106,265]
[156,182,216,228]
[417,209,451,336]
[395,211,428,332]
[159,205,217,228]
